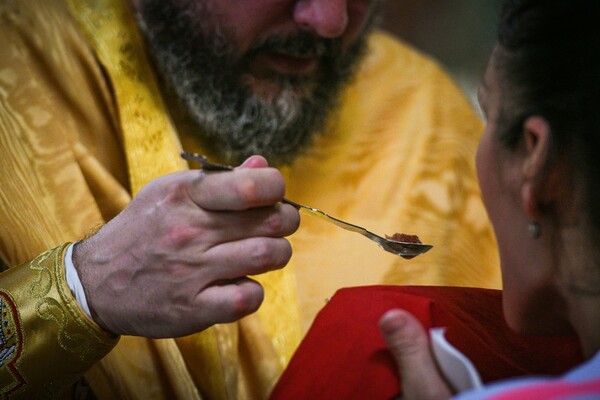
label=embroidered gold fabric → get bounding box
[0,0,501,398]
[0,245,118,399]
[63,0,187,195]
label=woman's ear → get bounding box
[521,116,551,220]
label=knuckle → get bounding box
[162,223,202,249]
[236,176,259,204]
[265,211,284,234]
[248,239,276,267]
[249,239,291,270]
[235,169,285,206]
[266,208,299,236]
[141,181,188,214]
[398,340,423,360]
[229,284,264,318]
[163,180,190,204]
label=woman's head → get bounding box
[477,0,600,335]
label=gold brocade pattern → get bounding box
[62,0,186,194]
[0,245,118,399]
[29,246,113,363]
[0,290,25,397]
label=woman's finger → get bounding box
[379,309,452,400]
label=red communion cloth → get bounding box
[270,286,583,400]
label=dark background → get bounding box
[380,0,503,106]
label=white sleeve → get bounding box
[64,242,93,319]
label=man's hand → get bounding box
[73,156,299,338]
[379,309,453,400]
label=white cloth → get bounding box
[64,242,93,319]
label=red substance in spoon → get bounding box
[386,233,422,244]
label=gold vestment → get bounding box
[0,0,500,398]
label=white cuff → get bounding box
[65,242,93,319]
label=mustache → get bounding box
[245,31,343,60]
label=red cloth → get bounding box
[270,286,583,400]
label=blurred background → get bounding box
[379,0,503,107]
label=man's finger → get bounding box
[188,203,300,244]
[194,277,265,327]
[199,236,293,281]
[189,167,286,210]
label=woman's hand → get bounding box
[379,309,453,400]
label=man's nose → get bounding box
[293,0,349,38]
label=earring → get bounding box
[528,221,541,239]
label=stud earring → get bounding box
[528,221,541,239]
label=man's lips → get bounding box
[249,51,320,77]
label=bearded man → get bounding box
[0,0,500,398]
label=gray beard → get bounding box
[136,0,374,165]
